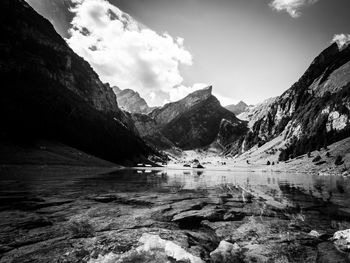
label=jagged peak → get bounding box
[184,85,212,100]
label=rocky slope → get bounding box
[240,43,350,160]
[111,86,153,114]
[129,113,176,150]
[0,0,156,165]
[225,101,249,116]
[237,97,277,128]
[148,87,247,150]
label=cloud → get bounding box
[332,34,350,49]
[269,0,319,18]
[66,0,193,106]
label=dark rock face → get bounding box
[225,101,249,116]
[130,113,175,150]
[112,86,152,114]
[0,0,155,165]
[154,89,247,150]
[243,43,350,159]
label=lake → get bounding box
[0,167,350,262]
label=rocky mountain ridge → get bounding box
[239,43,350,160]
[130,86,247,151]
[111,85,154,114]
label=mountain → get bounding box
[237,97,277,128]
[111,86,153,114]
[0,0,156,165]
[129,113,176,150]
[149,86,247,150]
[225,101,249,116]
[241,43,350,160]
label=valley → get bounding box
[0,0,350,262]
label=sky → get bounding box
[27,0,350,106]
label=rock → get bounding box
[342,171,349,177]
[172,206,224,226]
[317,242,349,263]
[192,163,205,169]
[210,241,241,263]
[89,233,205,263]
[309,230,321,238]
[332,229,350,252]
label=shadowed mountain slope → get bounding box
[0,0,156,165]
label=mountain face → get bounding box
[146,87,247,150]
[129,113,175,150]
[0,0,155,165]
[242,43,350,160]
[237,97,277,128]
[111,86,153,114]
[226,101,249,116]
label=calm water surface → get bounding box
[1,168,350,212]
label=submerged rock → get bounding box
[210,240,241,263]
[88,233,204,263]
[333,229,350,252]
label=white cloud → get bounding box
[269,0,319,18]
[66,0,193,106]
[332,34,350,49]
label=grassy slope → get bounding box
[0,140,118,167]
[233,137,350,175]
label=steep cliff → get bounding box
[242,43,350,160]
[0,0,155,165]
[112,86,153,114]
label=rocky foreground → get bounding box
[1,167,350,262]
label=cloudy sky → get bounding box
[27,0,350,106]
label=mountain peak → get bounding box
[225,100,249,116]
[183,85,212,101]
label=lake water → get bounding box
[1,167,350,262]
[1,168,350,212]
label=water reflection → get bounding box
[0,168,350,211]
